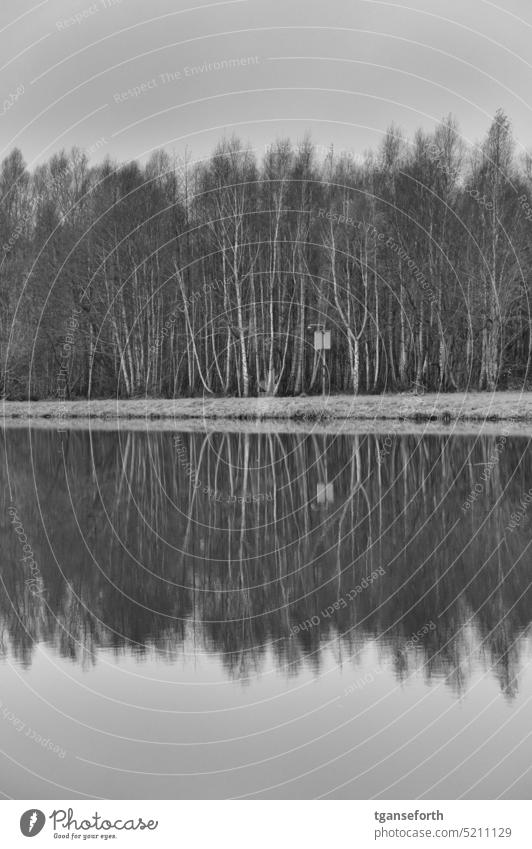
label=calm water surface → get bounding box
[1,426,531,799]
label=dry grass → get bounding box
[2,391,532,423]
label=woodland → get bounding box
[1,109,530,399]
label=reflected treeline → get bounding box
[0,427,531,697]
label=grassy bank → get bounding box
[2,391,532,423]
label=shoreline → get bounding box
[2,391,532,424]
[3,418,532,438]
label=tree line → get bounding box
[1,108,531,399]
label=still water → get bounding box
[1,425,531,799]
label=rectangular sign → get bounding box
[314,330,331,350]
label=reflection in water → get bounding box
[1,427,531,698]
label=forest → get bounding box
[1,108,530,399]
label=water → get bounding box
[1,425,531,799]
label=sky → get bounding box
[1,0,532,170]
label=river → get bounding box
[1,426,531,798]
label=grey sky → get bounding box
[1,0,531,168]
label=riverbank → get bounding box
[2,391,532,423]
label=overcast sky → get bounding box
[1,0,532,169]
